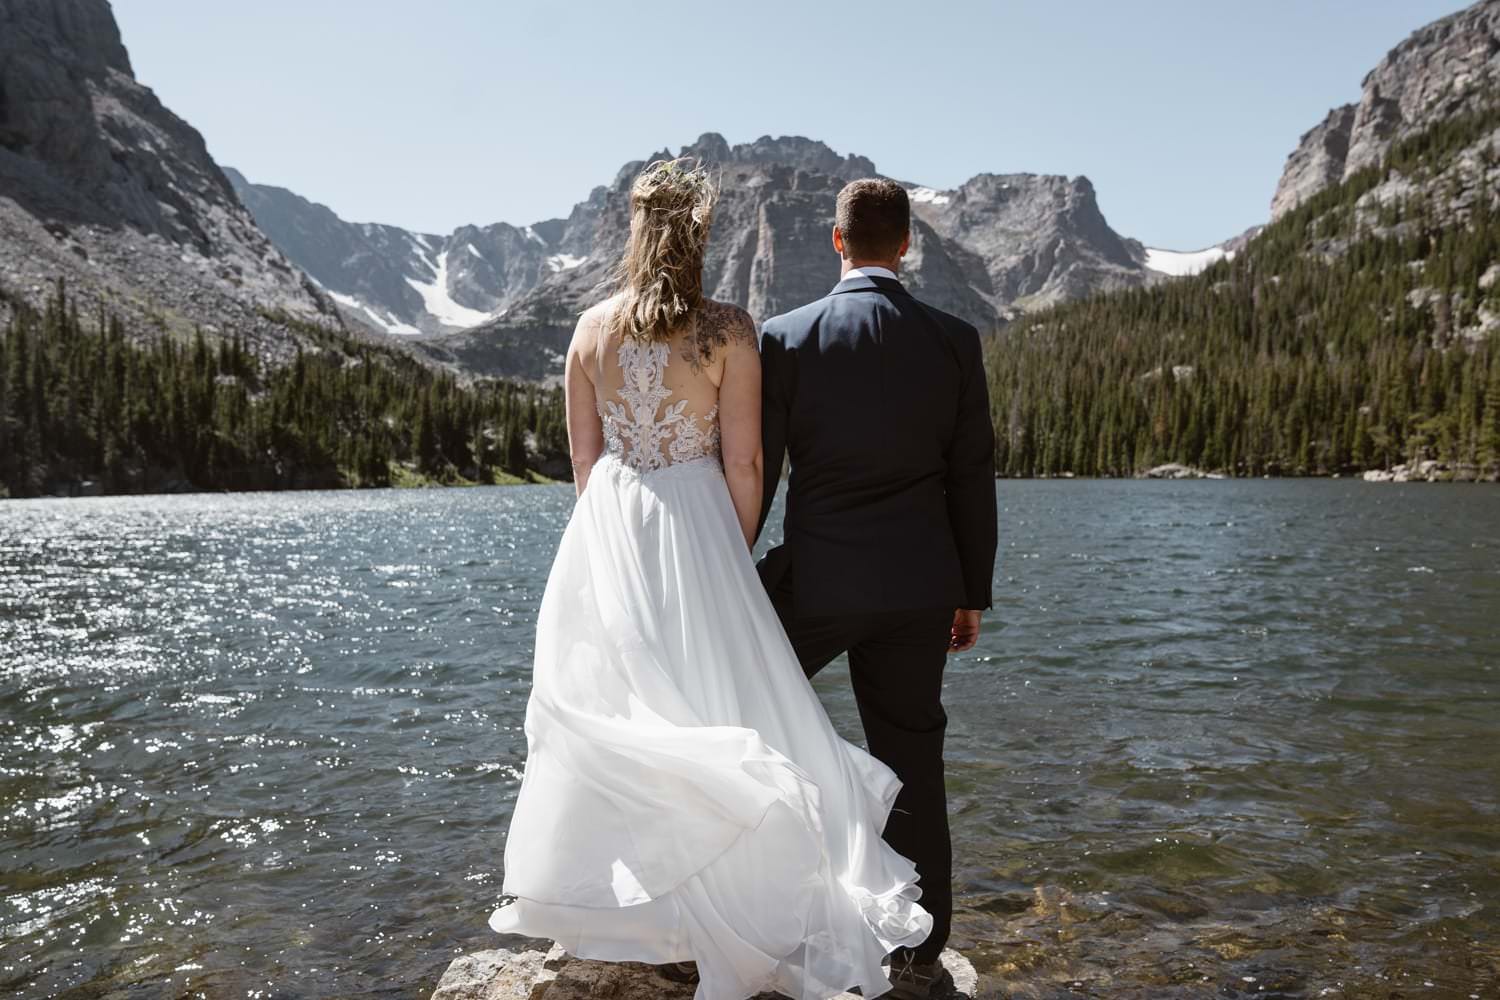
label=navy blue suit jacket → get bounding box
[755,273,997,618]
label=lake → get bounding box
[1,481,1497,999]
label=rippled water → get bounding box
[1,482,1496,999]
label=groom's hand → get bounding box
[949,609,982,653]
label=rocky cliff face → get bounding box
[912,172,1147,312]
[1271,0,1500,219]
[0,0,337,355]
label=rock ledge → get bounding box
[432,943,978,1000]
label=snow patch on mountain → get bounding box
[326,290,421,336]
[1144,246,1232,277]
[405,250,493,327]
[407,235,434,266]
[909,187,952,205]
[546,253,587,272]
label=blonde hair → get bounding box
[609,158,719,343]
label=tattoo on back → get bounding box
[679,301,756,374]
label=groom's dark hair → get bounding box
[835,179,910,261]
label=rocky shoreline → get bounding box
[1129,462,1498,482]
[431,943,978,1000]
[15,463,1499,500]
[1357,459,1497,482]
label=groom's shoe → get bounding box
[885,952,944,1000]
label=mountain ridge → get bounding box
[232,131,1233,378]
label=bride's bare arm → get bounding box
[565,311,604,496]
[715,308,763,548]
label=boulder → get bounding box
[431,945,556,1000]
[1142,463,1203,479]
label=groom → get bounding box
[755,179,997,998]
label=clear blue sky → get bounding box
[113,0,1463,250]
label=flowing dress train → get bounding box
[490,335,931,1000]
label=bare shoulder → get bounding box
[679,300,755,375]
[576,295,621,334]
[700,299,756,345]
[571,296,621,353]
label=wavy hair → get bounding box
[609,157,719,343]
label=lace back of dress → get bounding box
[599,336,721,474]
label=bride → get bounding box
[488,158,932,1000]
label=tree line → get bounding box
[6,98,1498,497]
[0,282,568,498]
[983,97,1500,479]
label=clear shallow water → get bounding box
[0,481,1496,999]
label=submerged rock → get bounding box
[431,942,979,1000]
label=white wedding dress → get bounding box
[489,332,932,1000]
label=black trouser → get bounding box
[768,574,953,964]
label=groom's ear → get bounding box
[831,224,846,259]
[899,231,911,258]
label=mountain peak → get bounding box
[3,0,134,77]
[669,133,878,180]
[681,132,732,163]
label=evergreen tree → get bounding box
[504,423,528,478]
[471,420,491,483]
